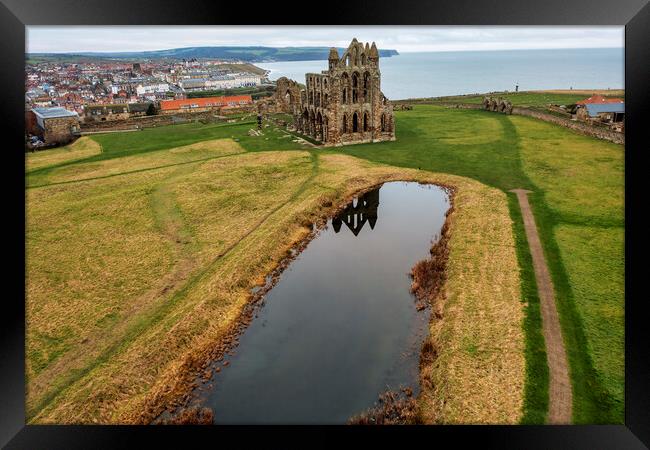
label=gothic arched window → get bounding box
[341,72,350,104]
[363,72,371,101]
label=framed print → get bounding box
[1,0,648,447]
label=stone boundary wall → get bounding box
[80,111,226,133]
[511,107,624,145]
[434,102,484,111]
[430,102,624,145]
[80,129,141,136]
[79,106,257,133]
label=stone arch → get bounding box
[361,53,367,65]
[341,72,350,104]
[352,72,360,103]
[316,111,323,140]
[308,109,316,136]
[363,111,369,132]
[381,113,386,132]
[323,115,329,142]
[363,71,371,101]
[342,113,348,133]
[302,108,309,130]
[352,112,359,132]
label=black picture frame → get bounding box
[2,0,648,447]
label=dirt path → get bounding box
[510,189,572,424]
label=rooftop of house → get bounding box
[32,107,78,119]
[576,94,624,105]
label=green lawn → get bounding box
[338,105,624,423]
[26,105,624,424]
[26,120,310,187]
[413,91,623,108]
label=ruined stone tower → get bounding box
[292,38,395,146]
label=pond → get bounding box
[190,181,450,424]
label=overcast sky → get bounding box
[26,26,624,54]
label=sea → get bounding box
[257,48,624,100]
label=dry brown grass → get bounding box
[349,389,420,425]
[156,407,214,425]
[26,137,102,171]
[27,138,245,187]
[26,148,524,425]
[410,213,452,311]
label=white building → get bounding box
[135,83,170,96]
[179,73,262,92]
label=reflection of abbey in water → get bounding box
[332,188,380,236]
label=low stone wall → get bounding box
[80,111,225,133]
[80,106,258,133]
[435,102,484,111]
[511,107,624,145]
[431,102,624,145]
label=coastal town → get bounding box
[25,57,267,148]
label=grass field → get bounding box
[25,103,623,424]
[26,137,103,172]
[410,90,624,108]
[341,105,624,423]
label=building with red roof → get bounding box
[159,95,253,114]
[576,94,624,105]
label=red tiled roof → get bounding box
[160,95,253,111]
[576,94,624,105]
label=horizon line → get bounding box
[26,45,623,56]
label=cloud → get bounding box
[26,26,624,53]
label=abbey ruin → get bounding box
[483,96,513,114]
[273,39,396,146]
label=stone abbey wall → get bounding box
[275,39,396,146]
